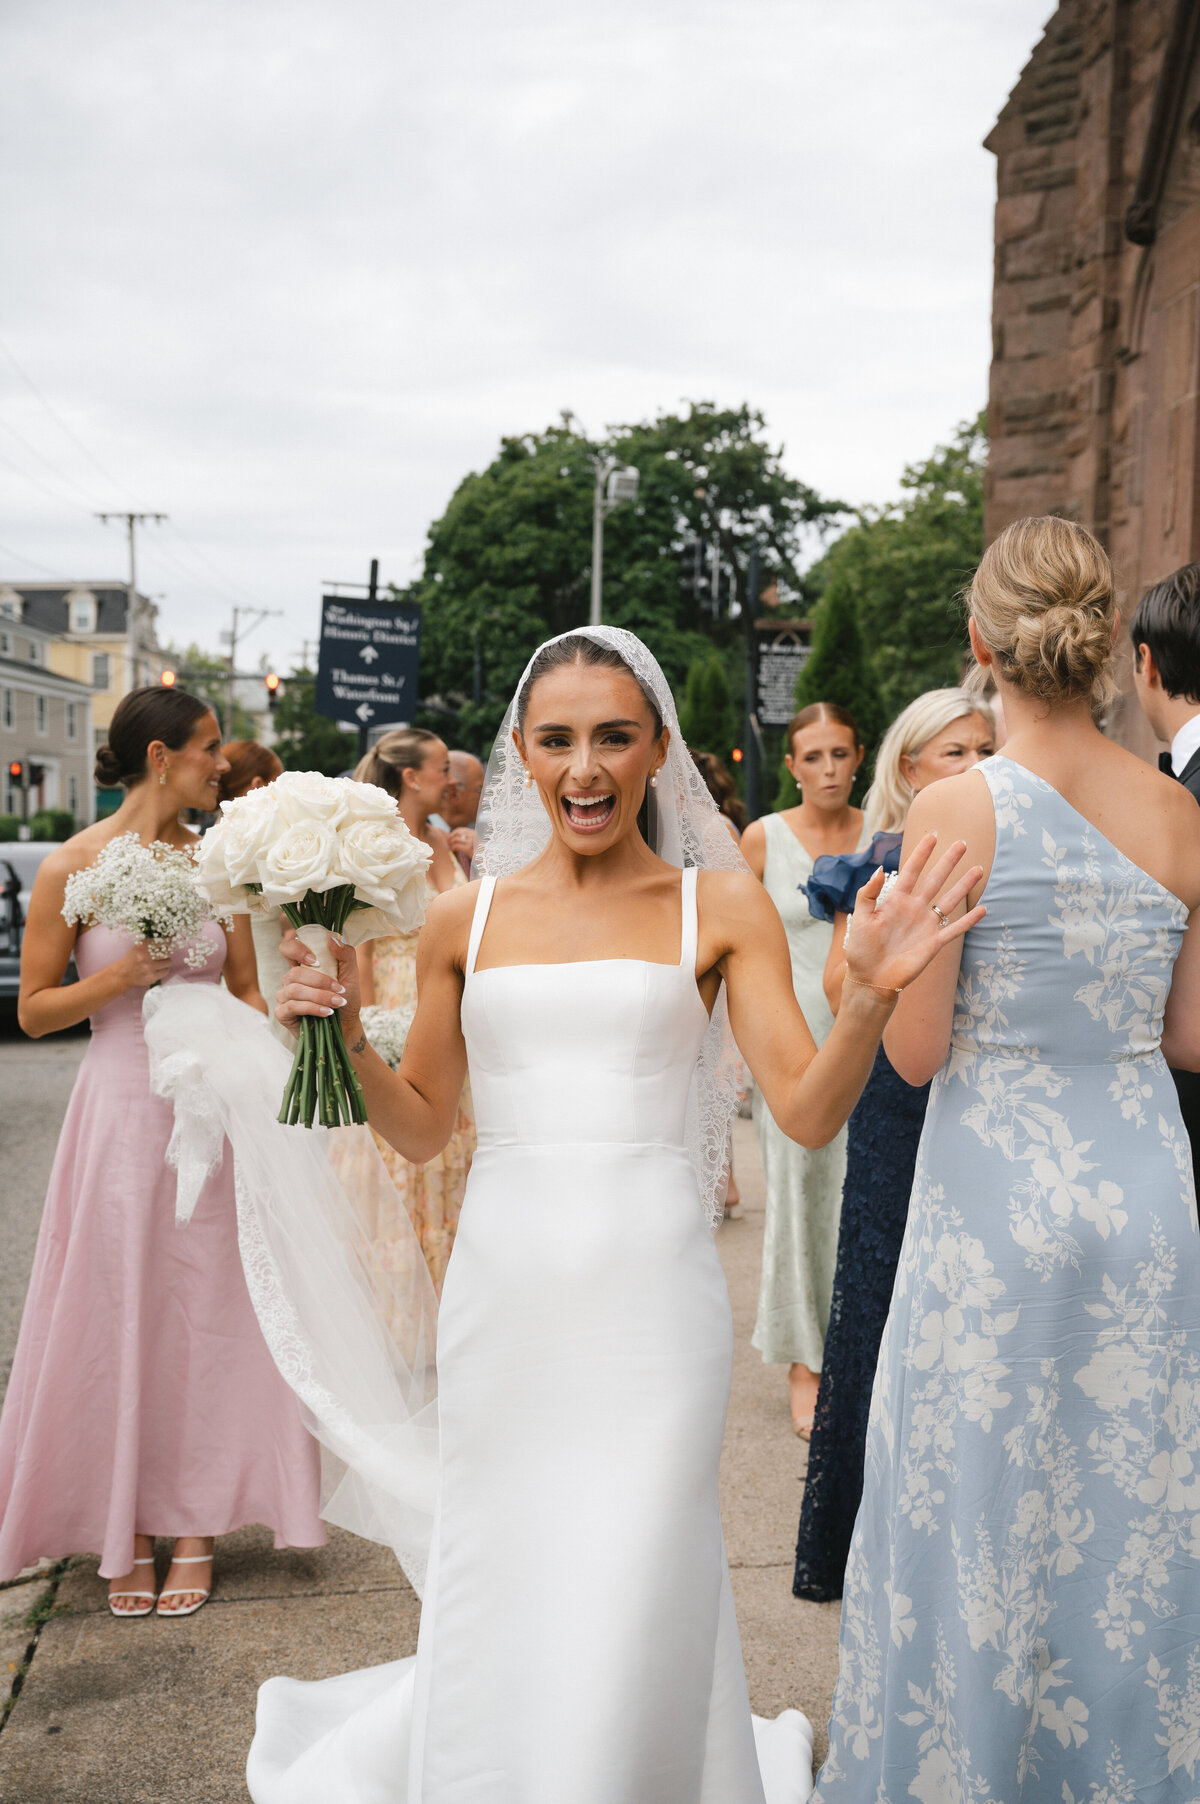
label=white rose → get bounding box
[337,818,432,927]
[341,779,402,822]
[195,823,246,912]
[272,770,350,830]
[259,819,345,905]
[213,787,280,888]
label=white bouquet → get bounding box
[359,1003,416,1071]
[62,832,230,972]
[196,770,432,1128]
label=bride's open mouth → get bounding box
[561,792,616,832]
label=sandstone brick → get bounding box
[1003,229,1074,280]
[1005,309,1071,360]
[995,192,1045,240]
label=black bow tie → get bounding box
[1160,751,1176,776]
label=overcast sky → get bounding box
[0,0,1050,674]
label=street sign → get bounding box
[315,598,421,730]
[754,621,811,728]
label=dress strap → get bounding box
[464,874,497,980]
[679,865,699,971]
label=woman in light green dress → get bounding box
[742,703,868,1435]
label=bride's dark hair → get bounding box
[517,634,664,737]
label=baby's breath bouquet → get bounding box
[196,770,431,1128]
[359,1003,416,1071]
[62,832,229,972]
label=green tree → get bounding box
[678,649,738,756]
[411,403,845,754]
[272,670,357,775]
[808,413,986,722]
[773,590,886,810]
[160,642,258,740]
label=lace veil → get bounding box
[473,625,748,1226]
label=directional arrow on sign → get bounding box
[359,645,379,663]
[355,702,375,722]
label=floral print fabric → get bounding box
[816,755,1200,1802]
[369,867,476,1295]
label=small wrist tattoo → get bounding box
[348,1033,367,1056]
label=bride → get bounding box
[249,627,982,1804]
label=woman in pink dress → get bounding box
[0,686,322,1617]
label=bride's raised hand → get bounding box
[275,927,359,1029]
[844,833,985,998]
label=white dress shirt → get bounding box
[1171,713,1200,778]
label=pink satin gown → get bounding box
[0,922,324,1582]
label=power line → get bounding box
[0,542,69,579]
[0,438,95,517]
[0,333,133,501]
[0,414,105,511]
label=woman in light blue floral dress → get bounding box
[817,517,1200,1801]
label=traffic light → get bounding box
[731,747,744,765]
[27,763,44,789]
[160,668,177,687]
[265,672,280,712]
[7,759,22,785]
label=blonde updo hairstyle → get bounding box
[864,687,995,835]
[967,516,1118,710]
[353,726,441,798]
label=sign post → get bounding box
[315,569,421,756]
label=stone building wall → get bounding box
[986,0,1200,754]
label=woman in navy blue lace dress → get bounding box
[793,689,996,1600]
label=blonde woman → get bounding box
[794,688,995,1601]
[742,703,869,1435]
[354,729,475,1293]
[817,519,1200,1798]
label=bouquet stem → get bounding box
[276,893,369,1129]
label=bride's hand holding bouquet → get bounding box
[196,771,431,1128]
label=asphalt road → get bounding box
[0,1018,88,1395]
[0,1026,842,1799]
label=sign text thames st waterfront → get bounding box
[315,598,421,731]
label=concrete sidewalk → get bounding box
[0,1115,841,1801]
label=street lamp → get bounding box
[589,457,640,627]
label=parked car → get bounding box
[0,842,77,1007]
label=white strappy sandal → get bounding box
[155,1552,213,1619]
[107,1555,157,1619]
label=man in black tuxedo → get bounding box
[1131,562,1200,1181]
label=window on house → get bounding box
[66,701,78,740]
[67,774,79,818]
[27,639,40,664]
[1,689,12,732]
[92,653,110,691]
[0,631,10,658]
[70,595,97,634]
[35,695,47,735]
[0,598,18,621]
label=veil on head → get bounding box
[472,625,748,1227]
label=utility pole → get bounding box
[589,457,639,626]
[95,511,167,691]
[225,603,284,739]
[742,542,762,822]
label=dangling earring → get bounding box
[159,768,167,787]
[795,778,802,791]
[524,768,533,789]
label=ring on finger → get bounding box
[931,903,950,928]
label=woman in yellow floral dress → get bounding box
[355,729,475,1293]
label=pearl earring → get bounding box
[159,769,167,787]
[650,771,659,789]
[524,768,534,789]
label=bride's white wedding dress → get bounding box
[247,865,813,1803]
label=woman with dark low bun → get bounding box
[817,517,1200,1798]
[0,688,323,1619]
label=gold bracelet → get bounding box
[843,974,903,1002]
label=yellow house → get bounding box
[0,582,162,811]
